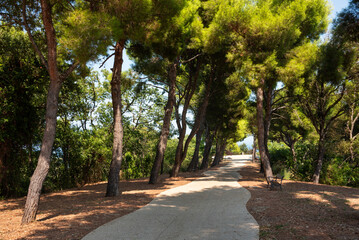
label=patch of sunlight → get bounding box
[294,192,332,206]
[122,190,145,194]
[346,198,359,210]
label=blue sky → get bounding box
[330,0,350,18]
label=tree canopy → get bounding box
[0,0,358,224]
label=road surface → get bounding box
[83,155,259,240]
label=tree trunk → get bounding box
[0,141,9,195]
[290,141,297,163]
[211,138,226,167]
[171,134,185,177]
[187,121,205,172]
[200,127,215,170]
[256,84,273,178]
[219,142,227,163]
[252,134,256,162]
[149,60,177,184]
[171,60,202,177]
[106,40,126,197]
[22,0,61,224]
[263,85,273,164]
[312,136,325,184]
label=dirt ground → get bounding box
[0,171,205,240]
[238,161,359,240]
[1,161,358,240]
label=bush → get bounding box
[322,157,359,187]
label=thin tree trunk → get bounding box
[290,142,297,163]
[264,85,273,163]
[175,86,211,175]
[171,60,202,177]
[256,84,273,178]
[200,127,215,170]
[347,104,359,163]
[252,134,256,162]
[149,60,177,184]
[106,40,126,197]
[187,121,205,171]
[313,136,325,184]
[22,0,61,224]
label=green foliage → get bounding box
[333,0,359,43]
[0,26,48,197]
[1,0,358,199]
[268,142,292,175]
[268,139,359,186]
[163,136,198,172]
[58,9,114,63]
[238,143,248,154]
[226,142,241,154]
[322,157,359,187]
[164,138,179,173]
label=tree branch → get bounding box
[144,83,168,93]
[22,0,48,71]
[99,53,115,68]
[324,84,346,117]
[325,108,345,133]
[180,53,202,64]
[60,61,80,80]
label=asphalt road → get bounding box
[82,155,259,240]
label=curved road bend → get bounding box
[83,155,259,240]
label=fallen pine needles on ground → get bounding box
[239,161,359,240]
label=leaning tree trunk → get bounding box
[256,84,273,178]
[22,0,62,224]
[200,128,215,170]
[149,61,177,184]
[312,136,325,184]
[187,121,205,172]
[106,40,126,197]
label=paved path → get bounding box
[83,155,259,240]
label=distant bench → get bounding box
[266,174,283,191]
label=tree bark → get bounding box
[187,121,205,172]
[0,141,9,195]
[347,104,359,163]
[263,85,273,163]
[22,0,61,224]
[256,84,273,178]
[252,134,256,162]
[106,40,126,197]
[200,127,215,170]
[211,138,226,167]
[312,136,325,184]
[290,141,297,163]
[149,60,177,184]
